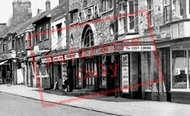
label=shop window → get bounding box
[40,64,48,76]
[172,48,187,89]
[164,0,171,23]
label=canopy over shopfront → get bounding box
[0,60,8,65]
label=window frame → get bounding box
[147,0,154,26]
[12,38,15,49]
[163,0,171,23]
[172,0,184,20]
[70,12,79,24]
[127,0,135,33]
[56,23,62,48]
[101,0,113,13]
[118,1,125,35]
[3,42,6,52]
[45,23,49,40]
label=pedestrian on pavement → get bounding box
[62,77,68,95]
[6,71,11,86]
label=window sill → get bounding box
[38,41,42,43]
[70,22,79,26]
[44,38,49,41]
[101,8,114,16]
[83,4,94,10]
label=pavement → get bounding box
[0,85,190,116]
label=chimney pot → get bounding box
[45,0,51,11]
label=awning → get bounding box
[0,60,8,65]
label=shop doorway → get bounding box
[106,55,115,96]
[83,58,95,89]
[128,52,142,99]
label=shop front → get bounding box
[170,44,190,104]
[75,43,119,96]
[115,39,160,100]
[52,55,66,90]
[64,52,80,92]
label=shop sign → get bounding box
[121,54,129,93]
[160,26,171,39]
[65,53,79,60]
[81,45,115,57]
[57,55,64,61]
[99,45,115,54]
[123,45,156,51]
[171,45,187,50]
[41,58,52,63]
[53,56,58,62]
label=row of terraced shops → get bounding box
[25,33,164,101]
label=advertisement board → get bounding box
[121,54,129,93]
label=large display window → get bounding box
[171,45,190,90]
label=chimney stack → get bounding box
[59,0,64,4]
[45,0,51,11]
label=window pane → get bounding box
[129,16,134,29]
[40,64,47,75]
[172,49,187,89]
[129,1,134,12]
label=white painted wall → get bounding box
[51,17,67,50]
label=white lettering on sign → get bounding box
[41,58,52,63]
[123,46,156,51]
[57,55,64,61]
[65,53,79,60]
[53,57,58,62]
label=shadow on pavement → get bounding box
[31,88,144,102]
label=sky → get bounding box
[0,0,59,23]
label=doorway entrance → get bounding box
[83,58,96,89]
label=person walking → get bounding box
[62,77,68,95]
[6,71,11,86]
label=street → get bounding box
[0,93,116,116]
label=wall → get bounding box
[68,0,114,49]
[51,17,67,50]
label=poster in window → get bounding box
[122,54,129,93]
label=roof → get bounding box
[0,1,67,38]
